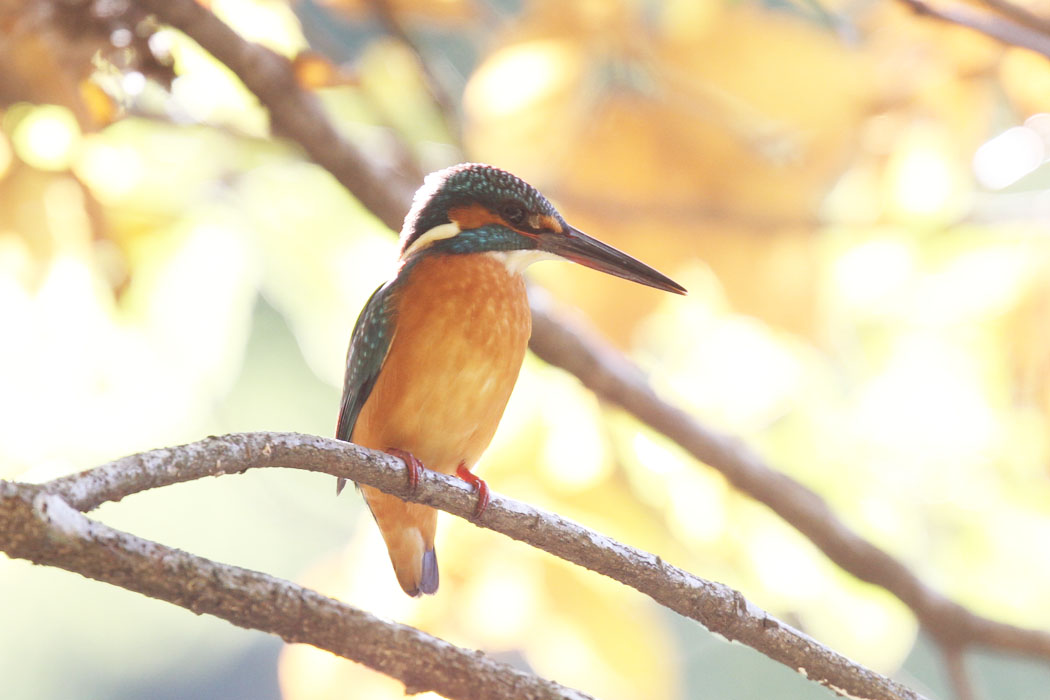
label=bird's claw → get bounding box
[387,448,424,491]
[456,462,490,519]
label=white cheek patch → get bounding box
[402,221,461,258]
[487,249,562,274]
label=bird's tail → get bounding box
[360,485,439,596]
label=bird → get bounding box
[336,163,685,596]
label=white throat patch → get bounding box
[487,249,561,274]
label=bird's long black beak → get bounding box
[540,225,687,295]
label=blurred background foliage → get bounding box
[2,0,1050,698]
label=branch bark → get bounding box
[24,431,925,700]
[0,478,592,700]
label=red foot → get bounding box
[456,462,490,519]
[387,448,424,491]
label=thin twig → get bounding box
[940,644,976,700]
[896,0,1050,59]
[130,0,1050,668]
[34,431,927,700]
[368,0,462,146]
[0,479,592,700]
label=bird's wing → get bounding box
[335,280,400,492]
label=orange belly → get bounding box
[351,253,531,594]
[351,253,532,472]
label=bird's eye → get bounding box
[499,201,527,227]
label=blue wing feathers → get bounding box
[336,281,398,442]
[335,281,399,494]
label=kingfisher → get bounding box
[336,163,685,596]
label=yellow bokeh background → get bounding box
[3,0,1050,698]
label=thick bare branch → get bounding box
[38,431,924,700]
[0,479,591,700]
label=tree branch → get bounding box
[895,0,1050,60]
[0,478,592,700]
[977,0,1050,36]
[528,290,1050,662]
[131,0,1050,673]
[29,431,925,700]
[940,644,976,700]
[133,0,415,231]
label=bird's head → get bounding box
[399,163,686,295]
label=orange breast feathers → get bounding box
[350,253,532,474]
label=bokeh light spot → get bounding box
[854,334,995,462]
[466,40,578,118]
[751,528,825,601]
[973,125,1044,190]
[668,469,726,544]
[832,237,915,313]
[11,104,81,171]
[540,382,609,491]
[892,147,952,215]
[886,127,966,220]
[75,138,145,203]
[213,0,306,56]
[0,130,13,180]
[462,557,540,645]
